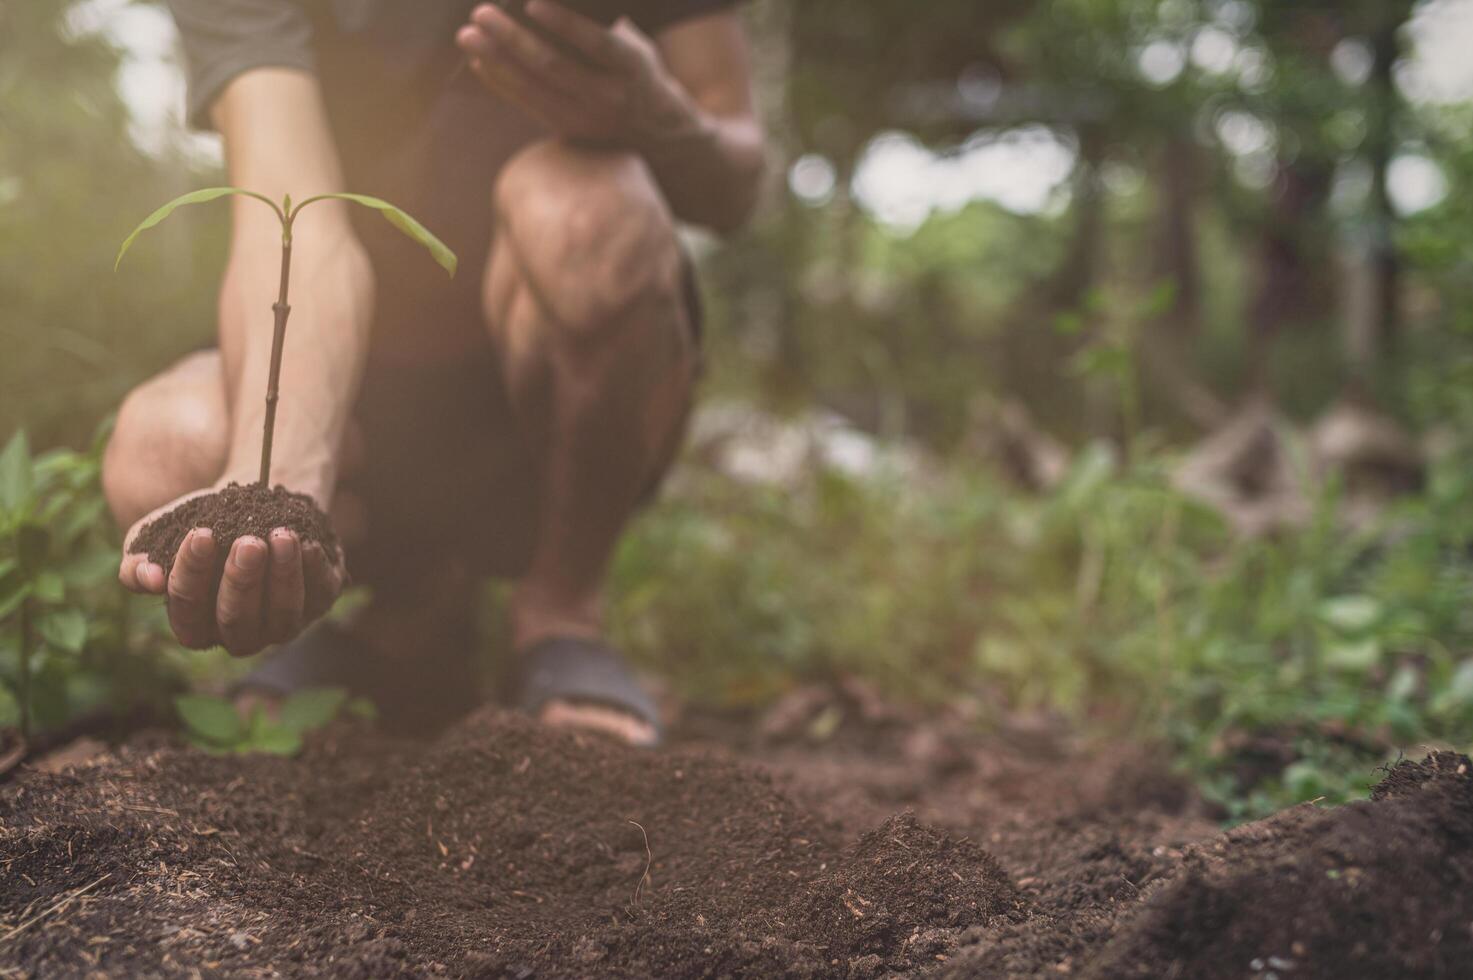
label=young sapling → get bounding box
[116,188,457,573]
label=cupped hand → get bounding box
[119,490,346,657]
[456,1,693,146]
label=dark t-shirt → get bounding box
[167,0,737,130]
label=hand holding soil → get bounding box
[118,483,345,657]
[113,187,453,657]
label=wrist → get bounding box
[631,73,709,158]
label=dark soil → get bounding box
[129,482,338,574]
[1,702,1468,978]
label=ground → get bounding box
[1,692,1469,978]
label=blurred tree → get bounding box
[4,0,1464,459]
[0,0,222,447]
[706,0,1449,448]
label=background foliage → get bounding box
[3,0,1472,814]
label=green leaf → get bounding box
[276,687,348,734]
[59,548,123,589]
[1318,595,1382,634]
[1324,637,1381,672]
[90,415,116,457]
[31,571,64,603]
[1140,279,1179,318]
[38,608,87,654]
[299,193,457,278]
[55,496,107,548]
[247,727,303,756]
[1053,311,1085,336]
[0,582,29,621]
[1385,664,1418,703]
[0,683,18,729]
[1432,660,1473,716]
[1070,343,1131,381]
[1282,760,1329,799]
[346,696,378,722]
[15,523,50,577]
[116,187,282,271]
[175,694,246,746]
[0,430,33,517]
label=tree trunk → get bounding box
[1248,159,1336,393]
[1044,128,1107,308]
[1365,11,1404,368]
[1155,137,1202,333]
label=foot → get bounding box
[540,699,658,747]
[514,634,662,748]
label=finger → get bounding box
[465,49,595,132]
[303,543,345,622]
[167,529,219,649]
[119,553,165,594]
[457,19,611,126]
[525,0,624,68]
[265,529,306,645]
[216,536,269,657]
[470,3,609,95]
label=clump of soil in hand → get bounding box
[128,482,338,575]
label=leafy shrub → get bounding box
[612,431,1473,819]
[0,423,181,738]
[176,688,372,756]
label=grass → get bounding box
[610,424,1473,820]
[3,411,1470,818]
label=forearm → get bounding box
[216,219,373,505]
[637,101,765,234]
[211,68,374,506]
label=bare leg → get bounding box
[485,140,696,744]
[104,351,230,530]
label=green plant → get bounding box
[609,423,1473,820]
[116,188,457,484]
[0,423,141,738]
[174,686,373,756]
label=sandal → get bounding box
[515,637,663,746]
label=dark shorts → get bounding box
[324,79,703,589]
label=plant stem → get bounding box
[18,597,32,739]
[259,236,294,485]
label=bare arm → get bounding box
[457,2,767,233]
[641,13,767,232]
[212,68,374,505]
[118,67,373,657]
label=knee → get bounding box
[104,355,228,526]
[493,143,683,341]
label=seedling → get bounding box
[175,687,375,756]
[116,188,457,486]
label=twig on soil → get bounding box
[0,873,111,944]
[628,820,653,906]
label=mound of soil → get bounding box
[0,706,1467,978]
[1080,751,1473,980]
[129,482,338,573]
